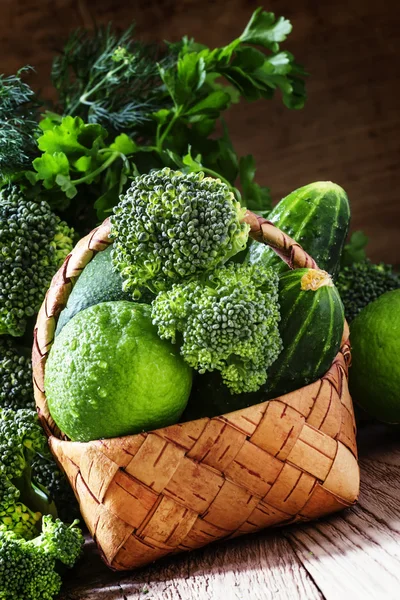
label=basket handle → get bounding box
[243,210,318,270]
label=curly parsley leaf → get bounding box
[26,8,307,228]
[239,8,292,51]
[32,116,136,211]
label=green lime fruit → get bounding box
[45,301,192,441]
[349,289,400,423]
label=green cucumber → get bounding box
[182,268,344,421]
[263,268,345,397]
[55,245,131,336]
[246,182,350,279]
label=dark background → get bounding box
[1,0,399,262]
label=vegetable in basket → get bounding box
[246,181,350,279]
[152,262,282,394]
[109,168,250,295]
[45,302,193,442]
[55,245,132,336]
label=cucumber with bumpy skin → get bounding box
[263,268,345,397]
[246,182,350,279]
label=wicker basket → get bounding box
[32,212,360,571]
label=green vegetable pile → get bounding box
[1,5,397,595]
[0,9,311,595]
[0,409,83,599]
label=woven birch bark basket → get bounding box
[32,211,360,571]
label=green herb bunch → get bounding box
[34,8,308,223]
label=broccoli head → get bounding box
[337,259,400,322]
[152,263,282,394]
[0,336,34,410]
[0,409,48,481]
[110,168,249,296]
[0,186,74,337]
[0,517,83,600]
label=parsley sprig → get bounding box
[1,8,308,230]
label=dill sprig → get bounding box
[0,67,39,182]
[51,24,179,136]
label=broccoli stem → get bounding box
[156,108,182,150]
[12,462,57,521]
[71,150,122,186]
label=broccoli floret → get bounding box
[110,168,249,296]
[0,409,57,529]
[0,410,83,598]
[0,337,34,410]
[31,454,80,523]
[0,186,74,337]
[0,517,83,600]
[0,409,48,481]
[337,260,400,322]
[152,263,282,394]
[0,476,41,540]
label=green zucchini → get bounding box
[246,182,350,279]
[263,268,345,397]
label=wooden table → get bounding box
[59,424,400,600]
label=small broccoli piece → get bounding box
[0,476,41,539]
[0,409,57,525]
[110,168,249,296]
[337,260,400,322]
[0,410,83,598]
[34,515,83,567]
[0,337,34,410]
[0,409,48,481]
[0,186,74,337]
[152,263,282,394]
[31,454,80,523]
[0,517,83,600]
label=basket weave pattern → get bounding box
[33,216,359,571]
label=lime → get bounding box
[349,289,400,423]
[45,301,192,441]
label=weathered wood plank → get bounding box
[60,532,323,600]
[286,506,400,600]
